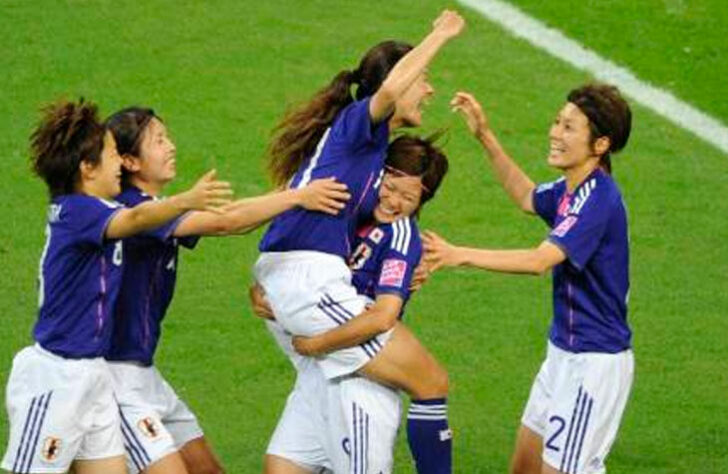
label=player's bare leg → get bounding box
[141,452,189,474]
[70,455,127,474]
[359,322,448,399]
[179,437,224,474]
[360,322,451,473]
[263,454,315,474]
[510,424,543,474]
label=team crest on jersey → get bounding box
[553,215,578,237]
[41,436,61,462]
[379,259,407,288]
[368,227,385,244]
[138,417,160,438]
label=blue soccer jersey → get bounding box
[33,194,124,358]
[349,217,422,312]
[533,168,631,353]
[106,186,199,366]
[259,97,389,259]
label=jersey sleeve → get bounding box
[532,179,566,227]
[331,98,389,151]
[547,183,614,270]
[64,196,123,246]
[374,219,422,302]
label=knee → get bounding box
[190,464,225,474]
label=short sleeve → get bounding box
[331,98,389,151]
[548,184,614,270]
[375,219,422,301]
[62,196,123,246]
[532,179,566,227]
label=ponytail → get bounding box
[268,70,356,186]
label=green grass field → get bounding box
[1,1,727,472]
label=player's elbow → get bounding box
[529,255,552,276]
[371,311,398,334]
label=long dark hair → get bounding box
[31,99,105,198]
[268,40,413,187]
[567,83,631,174]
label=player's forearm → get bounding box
[313,309,397,354]
[106,196,189,239]
[477,129,535,213]
[216,189,302,235]
[455,246,550,275]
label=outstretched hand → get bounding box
[299,177,351,215]
[185,169,234,214]
[432,9,466,40]
[450,92,490,138]
[422,230,462,272]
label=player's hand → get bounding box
[422,230,463,272]
[451,92,490,139]
[297,177,351,215]
[180,169,234,214]
[292,335,323,356]
[248,283,275,320]
[432,10,466,40]
[409,261,432,292]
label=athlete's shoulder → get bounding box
[571,170,621,216]
[535,176,566,195]
[384,217,420,256]
[116,186,150,207]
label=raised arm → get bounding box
[105,170,232,239]
[174,177,350,237]
[423,230,566,276]
[451,91,536,213]
[292,294,403,356]
[369,10,465,122]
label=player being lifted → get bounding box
[425,85,634,474]
[253,9,465,474]
[104,106,350,474]
[254,134,449,474]
[1,99,232,474]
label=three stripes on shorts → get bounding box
[12,391,53,474]
[559,386,594,474]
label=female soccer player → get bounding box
[1,99,231,474]
[257,134,450,474]
[104,106,351,474]
[253,10,464,474]
[424,85,634,474]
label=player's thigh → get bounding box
[360,322,448,399]
[510,424,543,474]
[71,455,127,474]
[264,454,317,474]
[178,437,223,474]
[141,452,189,474]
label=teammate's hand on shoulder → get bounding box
[451,92,490,139]
[180,169,234,214]
[248,283,275,320]
[432,10,466,40]
[298,177,351,215]
[292,335,323,356]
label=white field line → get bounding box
[457,0,728,155]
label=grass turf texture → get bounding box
[1,1,727,472]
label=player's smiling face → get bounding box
[391,71,434,128]
[134,118,177,186]
[547,102,597,170]
[373,173,423,223]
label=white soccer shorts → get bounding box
[2,344,124,474]
[521,341,634,474]
[267,355,401,474]
[255,251,393,379]
[107,362,204,474]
